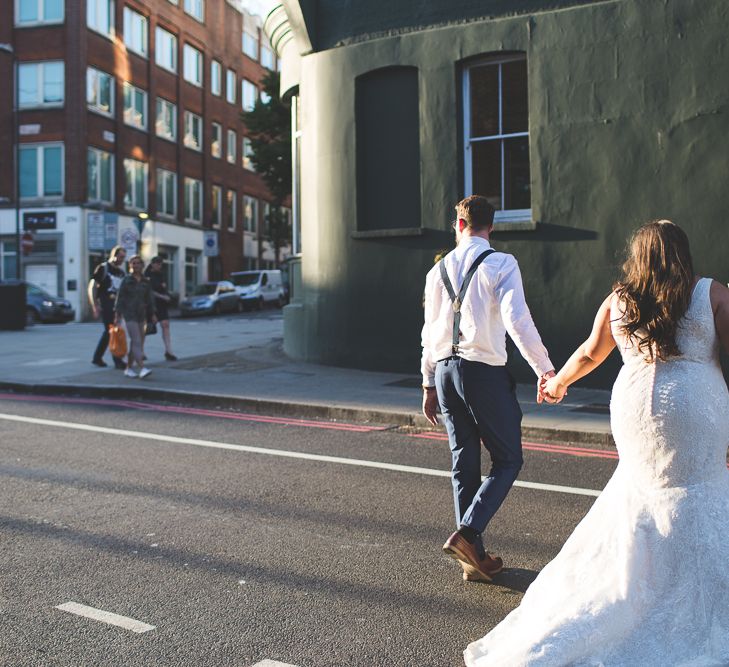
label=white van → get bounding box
[230,270,285,310]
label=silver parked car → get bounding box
[180,281,241,317]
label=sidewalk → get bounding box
[0,312,614,447]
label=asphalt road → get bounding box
[0,395,617,667]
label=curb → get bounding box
[0,381,616,449]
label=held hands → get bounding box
[422,387,439,427]
[537,371,568,404]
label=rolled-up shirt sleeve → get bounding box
[493,256,554,377]
[420,270,437,387]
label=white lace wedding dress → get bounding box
[464,278,729,666]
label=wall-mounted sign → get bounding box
[203,231,219,257]
[120,227,139,255]
[19,124,41,135]
[88,212,119,251]
[23,211,56,230]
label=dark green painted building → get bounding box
[268,0,729,387]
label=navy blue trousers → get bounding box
[435,357,523,535]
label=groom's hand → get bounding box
[422,386,439,427]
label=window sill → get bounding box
[492,210,536,232]
[351,227,425,239]
[16,20,65,28]
[88,107,115,119]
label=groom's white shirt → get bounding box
[421,236,553,386]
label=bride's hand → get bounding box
[541,376,567,404]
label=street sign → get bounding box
[120,228,139,255]
[87,213,105,251]
[203,231,219,257]
[21,232,34,256]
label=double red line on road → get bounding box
[0,392,619,459]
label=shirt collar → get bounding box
[454,235,492,259]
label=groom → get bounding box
[421,195,554,581]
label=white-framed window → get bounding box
[167,0,177,4]
[242,136,255,171]
[184,177,202,223]
[211,60,221,96]
[87,0,114,37]
[123,158,148,210]
[211,122,221,158]
[87,67,114,116]
[156,168,177,217]
[0,239,18,281]
[123,6,148,57]
[263,201,271,236]
[155,97,177,141]
[87,147,114,204]
[226,189,236,230]
[16,0,64,26]
[225,68,236,104]
[155,26,178,73]
[19,143,64,199]
[463,55,531,223]
[242,25,258,60]
[226,129,236,164]
[18,61,64,108]
[183,110,202,151]
[260,90,271,105]
[183,44,203,87]
[243,194,257,232]
[183,0,203,22]
[241,79,257,112]
[184,249,201,294]
[211,184,222,227]
[261,44,274,70]
[122,81,147,130]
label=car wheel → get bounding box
[26,308,39,326]
[276,296,285,308]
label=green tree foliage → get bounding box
[242,71,292,263]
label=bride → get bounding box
[464,220,729,666]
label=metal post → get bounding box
[0,43,19,278]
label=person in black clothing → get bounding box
[88,245,127,368]
[144,256,177,360]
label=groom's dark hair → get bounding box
[456,195,495,230]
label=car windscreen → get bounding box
[231,273,260,286]
[193,284,217,295]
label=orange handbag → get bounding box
[108,324,128,357]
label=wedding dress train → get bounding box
[464,278,729,666]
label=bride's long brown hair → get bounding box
[613,220,695,361]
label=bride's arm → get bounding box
[540,294,617,402]
[710,280,729,355]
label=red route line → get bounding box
[0,393,381,433]
[410,431,620,460]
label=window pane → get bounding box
[43,62,64,104]
[470,64,499,138]
[19,64,38,106]
[43,146,63,196]
[18,0,38,22]
[503,136,530,210]
[88,150,98,199]
[20,148,38,198]
[45,0,64,21]
[100,152,112,201]
[471,140,501,211]
[502,60,528,134]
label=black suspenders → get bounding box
[438,249,495,355]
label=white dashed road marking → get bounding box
[251,661,300,667]
[0,413,602,498]
[55,601,155,633]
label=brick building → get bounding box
[0,0,290,320]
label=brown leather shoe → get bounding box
[443,531,503,582]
